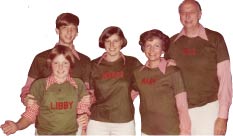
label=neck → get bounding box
[184,24,200,37]
[54,76,67,84]
[105,53,121,62]
[58,41,73,49]
[147,59,160,68]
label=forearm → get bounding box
[77,94,91,115]
[21,103,39,123]
[131,90,139,101]
[175,92,191,134]
[20,77,35,104]
[217,60,232,119]
[16,117,32,130]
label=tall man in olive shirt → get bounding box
[166,0,232,135]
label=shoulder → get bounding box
[31,49,52,64]
[31,78,47,88]
[72,77,84,85]
[133,66,143,74]
[77,51,91,62]
[205,28,225,40]
[165,66,181,75]
[125,55,138,60]
[91,56,102,64]
[124,55,141,63]
[170,33,179,43]
[205,28,223,37]
[34,49,52,59]
[125,55,142,67]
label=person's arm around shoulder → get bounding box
[20,77,35,106]
[76,79,91,134]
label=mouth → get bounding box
[184,20,192,24]
[57,71,65,74]
[148,53,156,56]
[108,48,116,52]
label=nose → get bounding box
[185,13,190,19]
[110,42,115,48]
[58,63,64,70]
[67,28,73,34]
[184,12,193,19]
[149,46,156,51]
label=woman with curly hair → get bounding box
[132,29,191,135]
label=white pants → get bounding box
[86,119,135,135]
[189,100,219,135]
[141,132,148,136]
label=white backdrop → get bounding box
[0,0,232,135]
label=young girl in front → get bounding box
[1,45,90,135]
[132,29,191,135]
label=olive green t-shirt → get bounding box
[166,28,229,108]
[132,66,185,135]
[90,55,141,123]
[30,78,88,135]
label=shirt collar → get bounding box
[97,52,126,65]
[140,58,167,74]
[174,24,208,42]
[46,74,78,90]
[55,43,80,60]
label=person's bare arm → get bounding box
[1,117,31,135]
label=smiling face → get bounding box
[179,1,202,30]
[56,23,78,47]
[51,54,71,81]
[144,37,164,62]
[104,34,123,58]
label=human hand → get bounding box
[214,117,227,135]
[77,114,89,127]
[1,120,18,135]
[81,129,86,135]
[24,94,37,106]
[180,129,191,136]
[87,89,96,104]
[167,59,176,66]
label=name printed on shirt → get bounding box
[141,77,157,85]
[102,71,124,79]
[50,101,74,110]
[182,48,196,56]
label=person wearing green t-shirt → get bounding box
[1,45,90,135]
[165,0,232,135]
[132,29,191,135]
[19,13,91,134]
[86,26,141,135]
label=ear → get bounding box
[162,50,165,55]
[55,28,59,35]
[198,11,202,20]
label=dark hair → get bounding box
[139,29,170,52]
[56,13,79,29]
[99,26,127,49]
[47,45,75,68]
[179,0,202,12]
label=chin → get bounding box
[148,58,160,61]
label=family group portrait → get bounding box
[0,0,232,135]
